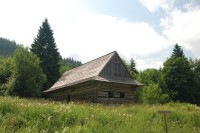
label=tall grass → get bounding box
[0,96,200,133]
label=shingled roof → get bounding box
[44,51,142,93]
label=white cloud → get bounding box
[0,0,170,70]
[56,11,168,70]
[0,0,81,45]
[139,0,200,58]
[139,0,173,12]
[161,6,200,58]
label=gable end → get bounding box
[99,52,133,79]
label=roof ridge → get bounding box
[78,51,116,67]
[97,51,117,76]
[63,51,117,75]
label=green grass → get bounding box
[0,96,200,133]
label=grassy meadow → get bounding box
[0,96,200,133]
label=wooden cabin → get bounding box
[43,51,142,104]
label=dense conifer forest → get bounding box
[0,37,17,56]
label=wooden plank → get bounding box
[97,97,134,104]
[49,80,137,103]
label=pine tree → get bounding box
[162,44,194,102]
[172,43,184,58]
[31,18,60,90]
[130,58,138,74]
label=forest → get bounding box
[0,18,200,104]
[0,37,17,57]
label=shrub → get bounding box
[140,83,169,104]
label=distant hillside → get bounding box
[59,57,82,74]
[61,57,82,69]
[0,37,17,56]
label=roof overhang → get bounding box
[43,76,143,93]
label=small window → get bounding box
[120,92,125,98]
[108,92,114,98]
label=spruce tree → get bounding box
[31,18,60,90]
[162,44,193,102]
[130,58,138,74]
[172,43,184,58]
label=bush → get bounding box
[140,83,169,104]
[7,46,46,97]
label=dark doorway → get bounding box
[67,95,71,102]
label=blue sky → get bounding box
[78,0,164,34]
[0,0,200,70]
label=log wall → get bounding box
[48,81,137,104]
[48,81,97,102]
[96,82,136,104]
